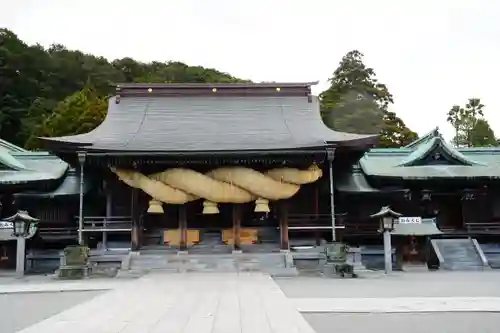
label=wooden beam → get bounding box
[279,201,289,250]
[179,205,187,251]
[232,205,242,251]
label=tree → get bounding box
[320,50,417,146]
[447,98,486,147]
[379,111,419,148]
[25,85,107,149]
[0,28,249,148]
[469,119,497,147]
[322,90,384,134]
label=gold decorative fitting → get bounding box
[212,88,217,93]
[254,198,270,213]
[276,87,281,92]
[202,200,219,214]
[147,200,164,214]
[147,88,153,93]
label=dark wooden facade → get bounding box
[335,128,500,252]
[39,82,377,253]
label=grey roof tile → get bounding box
[41,91,377,152]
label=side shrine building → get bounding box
[40,82,377,255]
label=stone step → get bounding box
[433,238,484,271]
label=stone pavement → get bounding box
[16,272,316,333]
[0,280,124,294]
[293,296,500,313]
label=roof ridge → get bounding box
[403,126,440,149]
[0,138,28,152]
[0,147,27,170]
[398,136,484,167]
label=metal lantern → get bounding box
[382,215,395,231]
[369,206,402,275]
[370,206,402,232]
[5,210,38,237]
[13,219,27,237]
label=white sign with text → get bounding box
[398,217,422,224]
[0,222,13,229]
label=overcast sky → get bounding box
[2,0,499,139]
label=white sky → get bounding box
[2,0,499,140]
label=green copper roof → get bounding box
[0,151,68,185]
[403,127,440,149]
[392,218,442,236]
[0,148,27,170]
[336,165,408,193]
[0,139,28,153]
[15,169,91,198]
[359,128,500,179]
[398,136,484,167]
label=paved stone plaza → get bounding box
[1,271,500,332]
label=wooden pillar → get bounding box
[279,201,289,250]
[314,183,319,217]
[179,205,187,251]
[104,180,112,250]
[130,188,141,251]
[77,152,86,245]
[232,205,241,251]
[314,183,320,245]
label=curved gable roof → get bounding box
[398,136,484,167]
[40,83,378,153]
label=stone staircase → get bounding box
[189,232,232,254]
[431,238,488,271]
[118,251,297,278]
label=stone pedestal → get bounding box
[322,262,336,278]
[281,250,294,268]
[348,247,367,272]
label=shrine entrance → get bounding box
[392,216,443,270]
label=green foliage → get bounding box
[26,85,108,149]
[380,111,418,147]
[320,50,417,147]
[0,28,247,148]
[469,119,497,147]
[447,98,492,147]
[322,91,384,134]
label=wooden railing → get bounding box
[343,221,380,236]
[37,220,77,240]
[76,216,132,233]
[287,214,381,235]
[288,214,344,230]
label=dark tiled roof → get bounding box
[40,83,377,153]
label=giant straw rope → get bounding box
[110,165,322,214]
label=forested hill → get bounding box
[0,29,248,148]
[1,29,418,150]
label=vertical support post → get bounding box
[327,148,336,241]
[130,188,140,251]
[179,205,187,251]
[383,230,392,274]
[279,201,289,251]
[232,205,241,252]
[77,152,86,245]
[104,180,112,250]
[15,237,26,278]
